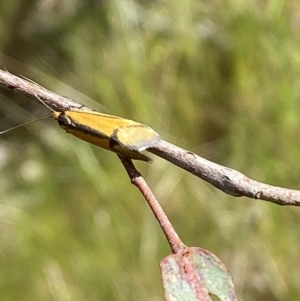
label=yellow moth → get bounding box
[1,99,160,162]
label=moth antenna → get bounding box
[17,76,55,112]
[0,116,52,134]
[32,93,56,113]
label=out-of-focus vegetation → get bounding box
[0,1,300,300]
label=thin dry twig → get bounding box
[148,142,300,206]
[0,69,299,207]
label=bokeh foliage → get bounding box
[1,0,300,300]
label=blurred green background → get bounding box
[1,0,300,300]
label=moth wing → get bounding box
[70,111,160,151]
[114,124,160,151]
[68,111,129,137]
[60,111,160,161]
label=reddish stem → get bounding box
[119,155,186,254]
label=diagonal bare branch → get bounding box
[148,141,300,206]
[0,69,299,207]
